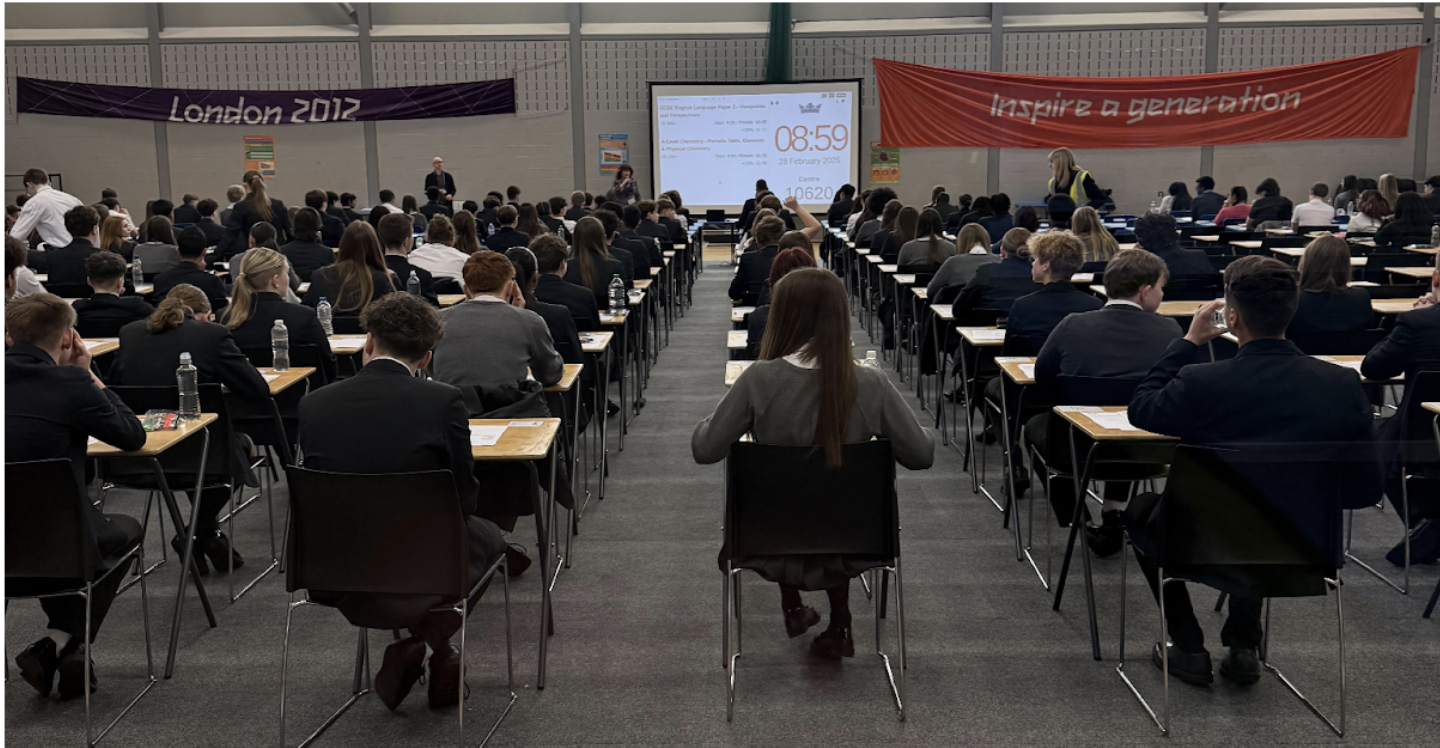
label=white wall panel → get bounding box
[373,41,568,113]
[161,42,362,90]
[166,122,367,209]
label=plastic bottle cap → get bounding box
[180,352,191,362]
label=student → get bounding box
[538,199,565,236]
[897,208,955,269]
[225,170,290,256]
[1158,182,1192,214]
[483,205,530,252]
[222,247,337,384]
[401,194,426,233]
[194,198,227,249]
[950,229,1038,319]
[219,185,245,227]
[1213,185,1251,226]
[1004,231,1103,348]
[9,168,84,248]
[591,209,642,283]
[564,190,589,222]
[1134,212,1217,298]
[533,235,601,331]
[1378,173,1401,214]
[7,236,46,301]
[1190,176,1225,218]
[630,200,666,243]
[110,284,270,572]
[510,241,582,371]
[476,195,501,235]
[434,250,563,391]
[419,187,453,222]
[229,222,302,304]
[693,268,934,658]
[505,185,522,206]
[868,200,904,262]
[1289,182,1337,230]
[1346,189,1388,234]
[324,191,349,227]
[97,214,135,260]
[980,193,1015,244]
[619,205,663,267]
[73,251,154,337]
[302,190,345,247]
[846,188,871,235]
[1028,249,1182,554]
[303,221,397,317]
[655,198,688,245]
[515,203,545,240]
[564,216,627,308]
[408,215,471,283]
[745,247,816,352]
[1333,175,1360,211]
[1046,148,1106,208]
[150,227,229,312]
[1012,205,1042,234]
[1070,206,1120,266]
[131,215,182,279]
[1245,178,1293,230]
[338,192,361,224]
[45,205,102,287]
[1375,192,1436,248]
[729,215,786,304]
[852,188,896,245]
[927,224,1006,297]
[296,292,507,711]
[1128,256,1380,687]
[279,207,336,281]
[953,195,992,232]
[1421,176,1440,216]
[377,212,438,305]
[1288,235,1372,335]
[6,293,148,699]
[440,211,476,258]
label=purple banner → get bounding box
[16,77,516,124]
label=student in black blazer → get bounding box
[224,172,290,257]
[325,191,351,227]
[656,198,688,245]
[729,215,786,304]
[533,239,602,332]
[45,205,102,288]
[950,240,1039,320]
[279,208,337,281]
[6,295,149,698]
[1288,235,1373,335]
[563,216,628,309]
[563,191,589,222]
[375,212,438,306]
[827,186,856,225]
[482,205,530,252]
[419,187,453,222]
[73,250,155,338]
[222,246,337,384]
[620,205,663,267]
[195,199,228,249]
[1027,249,1183,553]
[303,190,346,247]
[109,284,271,572]
[634,200,671,244]
[1135,212,1219,300]
[1003,232,1104,352]
[508,243,582,368]
[303,221,397,318]
[150,227,230,312]
[297,292,507,712]
[1128,256,1381,687]
[594,209,648,281]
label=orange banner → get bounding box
[875,47,1420,150]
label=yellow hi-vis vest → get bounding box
[1050,169,1091,204]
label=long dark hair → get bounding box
[571,216,611,290]
[1297,235,1352,293]
[1166,181,1192,211]
[759,268,856,467]
[331,221,393,313]
[243,170,273,222]
[893,206,920,247]
[1388,192,1434,234]
[516,203,544,237]
[144,215,175,246]
[915,208,945,265]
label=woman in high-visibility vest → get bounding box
[1047,148,1106,209]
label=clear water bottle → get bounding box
[176,352,199,421]
[131,258,143,290]
[608,274,625,314]
[271,319,289,371]
[407,270,421,296]
[317,297,333,335]
[862,350,880,368]
[487,222,497,237]
[1149,200,1158,213]
[1345,201,1355,217]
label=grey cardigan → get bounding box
[926,250,1002,297]
[692,358,934,469]
[433,298,564,388]
[897,237,956,268]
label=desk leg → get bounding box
[1051,431,1103,661]
[537,441,558,690]
[1000,377,1020,555]
[165,428,212,679]
[567,382,581,567]
[619,321,629,449]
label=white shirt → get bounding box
[382,202,400,213]
[1104,299,1143,310]
[9,185,84,247]
[1292,198,1336,229]
[782,346,817,369]
[12,266,46,299]
[1345,213,1383,233]
[407,242,470,281]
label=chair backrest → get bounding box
[284,467,466,597]
[45,282,93,300]
[330,316,364,335]
[1161,445,1343,582]
[1054,375,1144,406]
[1397,370,1440,466]
[1163,273,1222,301]
[6,459,98,579]
[725,440,897,559]
[134,243,180,279]
[1286,328,1385,356]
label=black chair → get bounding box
[1116,445,1347,736]
[280,468,514,747]
[45,282,94,300]
[1163,274,1222,301]
[330,316,364,335]
[6,459,156,745]
[722,441,905,722]
[1286,329,1385,356]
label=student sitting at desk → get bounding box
[897,208,955,270]
[6,293,148,699]
[72,250,153,338]
[408,215,471,284]
[1003,232,1103,351]
[1070,206,1120,268]
[278,207,335,281]
[729,215,786,305]
[1134,211,1218,300]
[222,246,337,384]
[565,216,628,307]
[296,292,508,712]
[376,212,437,306]
[509,242,583,375]
[302,221,397,318]
[1129,255,1381,687]
[950,228,1038,321]
[1374,192,1436,248]
[926,224,1005,298]
[149,227,229,313]
[533,236,601,332]
[1027,249,1181,555]
[693,268,934,658]
[746,247,817,355]
[1288,235,1373,335]
[1345,189,1387,234]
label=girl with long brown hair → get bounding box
[563,215,624,304]
[1070,206,1121,263]
[98,214,132,255]
[302,221,396,315]
[1289,234,1372,334]
[516,202,545,238]
[451,210,483,255]
[693,267,933,658]
[897,207,954,268]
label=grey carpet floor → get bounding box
[7,264,1439,746]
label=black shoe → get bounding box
[810,627,855,659]
[374,637,426,712]
[1152,642,1213,686]
[1388,518,1440,566]
[427,645,468,709]
[1219,647,1261,685]
[943,389,966,404]
[1085,511,1126,558]
[606,401,621,418]
[636,397,647,409]
[783,606,820,639]
[173,535,209,575]
[15,638,59,697]
[56,640,97,699]
[200,531,244,573]
[505,544,532,578]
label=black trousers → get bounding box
[9,514,143,642]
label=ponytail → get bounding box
[223,247,286,329]
[245,171,273,223]
[146,283,210,332]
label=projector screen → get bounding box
[650,80,862,214]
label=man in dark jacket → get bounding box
[195,199,228,249]
[377,212,438,307]
[1190,176,1225,218]
[6,294,148,699]
[1135,211,1219,300]
[45,205,102,288]
[419,187,453,222]
[149,227,229,312]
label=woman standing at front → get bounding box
[605,164,641,205]
[1046,148,1106,209]
[693,269,933,658]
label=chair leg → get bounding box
[1214,591,1228,612]
[1425,576,1440,619]
[83,548,159,746]
[1115,553,1169,735]
[1261,579,1346,736]
[278,599,369,748]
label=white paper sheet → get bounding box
[970,329,1006,341]
[507,420,544,428]
[83,340,112,350]
[1018,363,1035,379]
[329,336,368,345]
[469,425,508,447]
[1087,412,1140,431]
[262,373,280,382]
[87,436,99,446]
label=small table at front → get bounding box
[579,332,614,509]
[90,413,219,679]
[727,329,748,359]
[468,418,562,690]
[1049,406,1176,661]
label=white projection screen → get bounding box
[649,80,862,214]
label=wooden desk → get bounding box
[327,335,368,354]
[725,360,755,388]
[865,254,884,265]
[83,338,120,356]
[958,326,1006,347]
[855,247,871,256]
[1372,298,1422,315]
[1349,239,1377,248]
[88,413,219,457]
[1404,245,1439,256]
[727,330,747,350]
[467,418,561,461]
[257,367,315,396]
[36,273,47,282]
[627,291,644,307]
[1117,243,1137,251]
[1070,272,1094,284]
[544,363,583,393]
[297,282,310,294]
[580,331,613,354]
[878,263,899,273]
[634,279,653,290]
[1424,402,1440,416]
[1053,405,1173,442]
[1191,235,1221,243]
[731,306,755,324]
[599,310,628,326]
[438,294,465,307]
[931,303,954,322]
[893,274,917,286]
[1271,246,1365,265]
[1157,300,1217,317]
[997,356,1036,386]
[1090,285,1108,297]
[136,283,154,295]
[1385,266,1433,279]
[912,287,928,301]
